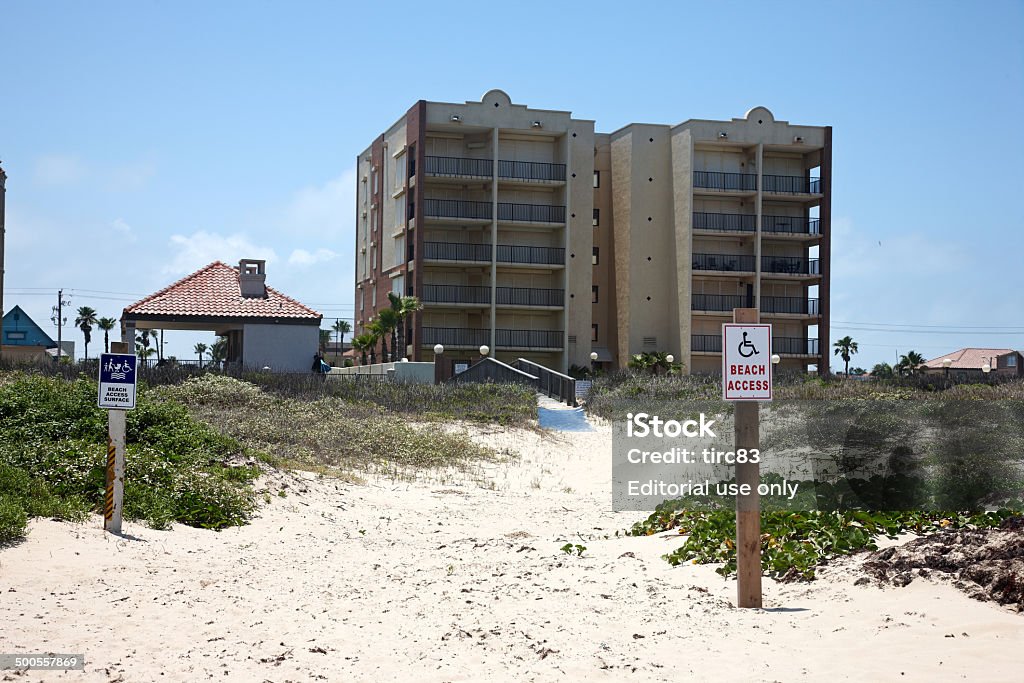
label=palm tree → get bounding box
[375,308,401,362]
[210,337,228,369]
[97,317,117,353]
[351,333,375,366]
[319,329,332,354]
[366,319,387,364]
[137,346,157,364]
[135,329,158,365]
[75,306,99,360]
[387,293,422,361]
[898,351,926,377]
[332,319,351,347]
[194,343,208,366]
[871,362,894,379]
[833,336,859,377]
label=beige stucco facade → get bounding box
[355,94,830,374]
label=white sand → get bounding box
[1,421,1022,682]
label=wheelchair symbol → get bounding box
[738,331,759,358]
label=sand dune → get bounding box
[2,422,1022,682]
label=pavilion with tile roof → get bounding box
[122,259,322,373]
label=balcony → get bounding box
[691,294,820,316]
[423,242,565,266]
[691,334,819,355]
[497,160,566,183]
[761,256,820,276]
[497,202,565,224]
[774,337,820,356]
[423,198,492,221]
[763,175,821,195]
[421,284,564,308]
[693,212,755,233]
[496,286,564,307]
[761,297,820,316]
[422,284,491,305]
[423,156,492,178]
[762,215,821,236]
[422,327,563,350]
[691,335,723,353]
[692,253,756,273]
[693,171,757,192]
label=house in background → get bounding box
[923,348,1023,381]
[122,259,322,373]
[1,305,70,362]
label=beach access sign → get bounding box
[97,353,138,410]
[722,324,772,401]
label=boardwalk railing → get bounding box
[513,358,576,407]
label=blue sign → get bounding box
[98,353,138,410]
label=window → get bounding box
[394,153,406,189]
[591,324,598,342]
[1008,355,1018,368]
[371,169,378,195]
[593,209,599,227]
[394,236,405,266]
[592,247,599,265]
[392,275,404,296]
[395,197,405,228]
[593,170,600,188]
[592,286,599,303]
[5,331,26,340]
[359,290,364,311]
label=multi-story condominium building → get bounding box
[354,90,830,375]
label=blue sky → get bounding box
[2,1,1022,368]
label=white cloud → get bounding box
[288,248,337,267]
[110,217,137,242]
[164,231,277,276]
[282,168,356,239]
[33,155,86,186]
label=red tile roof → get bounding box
[923,348,1017,370]
[123,261,321,321]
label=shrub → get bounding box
[0,495,28,543]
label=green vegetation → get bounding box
[0,372,258,541]
[630,504,1019,580]
[156,375,514,478]
[832,335,859,376]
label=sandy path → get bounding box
[2,423,1022,682]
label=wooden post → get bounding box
[105,341,129,534]
[733,308,762,608]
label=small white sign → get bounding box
[98,353,138,410]
[722,324,772,401]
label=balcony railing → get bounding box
[423,156,492,178]
[692,253,756,272]
[498,160,567,182]
[498,244,564,265]
[496,286,564,307]
[422,284,491,305]
[762,215,821,235]
[691,295,820,315]
[497,202,566,224]
[422,242,491,262]
[421,285,564,307]
[691,335,723,353]
[692,334,819,355]
[774,337,819,356]
[761,297,820,316]
[423,242,565,265]
[693,171,757,191]
[421,327,490,347]
[496,329,564,349]
[762,256,820,275]
[763,175,821,194]
[692,294,750,311]
[421,327,563,350]
[693,212,756,233]
[423,198,492,221]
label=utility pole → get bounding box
[52,289,70,361]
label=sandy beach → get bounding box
[2,421,1022,682]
